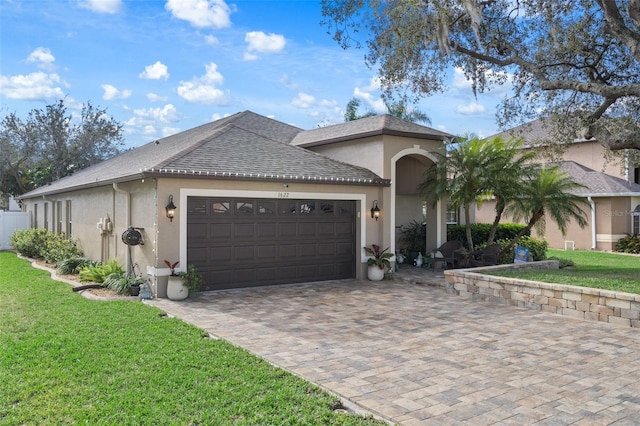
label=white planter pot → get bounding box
[367,265,385,281]
[167,276,188,300]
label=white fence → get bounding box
[0,211,31,250]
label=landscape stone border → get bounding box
[444,261,640,327]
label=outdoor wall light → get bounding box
[370,200,380,221]
[166,195,176,222]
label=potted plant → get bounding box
[364,244,394,281]
[164,260,186,300]
[164,260,202,300]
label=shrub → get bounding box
[10,228,82,263]
[548,256,575,268]
[57,257,93,275]
[615,234,640,254]
[493,236,549,264]
[447,223,529,248]
[43,233,82,264]
[79,259,124,283]
[10,228,50,259]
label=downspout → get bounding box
[113,183,131,273]
[588,196,596,250]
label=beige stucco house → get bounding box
[18,111,451,295]
[474,119,640,251]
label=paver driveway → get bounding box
[147,278,640,425]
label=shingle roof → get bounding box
[557,161,640,196]
[20,111,389,199]
[290,114,452,147]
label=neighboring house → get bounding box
[18,111,451,295]
[475,119,640,251]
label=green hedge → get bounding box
[10,228,82,264]
[447,223,529,248]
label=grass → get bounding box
[488,249,640,294]
[0,252,385,425]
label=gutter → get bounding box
[588,196,596,250]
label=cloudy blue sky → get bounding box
[1,0,508,149]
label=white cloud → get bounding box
[27,47,55,70]
[291,92,316,109]
[165,0,233,29]
[177,62,228,104]
[456,102,486,115]
[211,112,232,121]
[452,67,473,89]
[0,71,66,100]
[147,92,168,102]
[101,84,132,100]
[139,61,169,80]
[162,126,181,137]
[77,0,122,14]
[244,31,286,60]
[203,34,218,45]
[143,125,157,135]
[126,104,180,128]
[353,86,385,113]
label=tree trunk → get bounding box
[486,197,505,245]
[464,204,474,250]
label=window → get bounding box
[257,200,276,214]
[446,204,458,225]
[66,200,72,236]
[56,201,63,233]
[235,200,254,214]
[44,203,49,230]
[212,201,230,214]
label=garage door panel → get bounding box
[318,243,336,256]
[298,243,317,257]
[256,222,277,237]
[278,222,297,237]
[336,222,353,235]
[256,245,278,260]
[278,244,297,257]
[210,247,232,261]
[235,223,255,238]
[188,197,355,290]
[211,223,232,238]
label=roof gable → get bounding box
[290,114,452,147]
[557,161,640,196]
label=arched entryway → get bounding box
[390,148,443,262]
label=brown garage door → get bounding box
[187,197,356,290]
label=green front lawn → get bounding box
[0,252,384,425]
[488,249,640,294]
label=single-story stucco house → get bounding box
[18,111,451,295]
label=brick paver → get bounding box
[147,273,640,425]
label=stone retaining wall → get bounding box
[444,261,640,327]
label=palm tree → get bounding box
[504,166,589,249]
[481,137,537,245]
[420,137,503,249]
[344,97,430,124]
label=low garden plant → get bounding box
[0,252,384,425]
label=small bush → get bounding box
[57,257,93,275]
[79,259,124,283]
[548,256,575,268]
[493,236,549,264]
[10,228,50,259]
[616,234,640,254]
[43,233,82,264]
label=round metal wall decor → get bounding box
[121,227,142,246]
